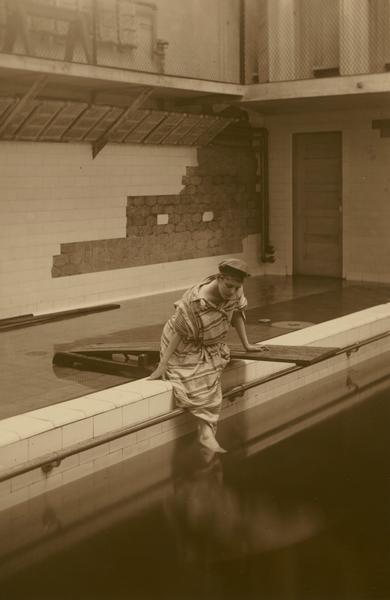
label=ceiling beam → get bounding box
[0,74,48,137]
[92,87,153,159]
[175,93,241,106]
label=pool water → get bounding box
[2,384,390,600]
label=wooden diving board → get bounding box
[53,343,340,378]
[229,345,339,366]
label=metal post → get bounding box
[91,0,97,65]
[239,0,246,84]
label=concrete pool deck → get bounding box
[0,275,390,512]
[1,275,390,420]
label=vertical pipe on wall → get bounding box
[252,128,274,263]
[91,0,97,65]
[239,0,246,84]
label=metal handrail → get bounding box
[0,328,389,484]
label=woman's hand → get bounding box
[147,362,167,380]
[244,344,269,352]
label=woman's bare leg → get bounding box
[197,419,226,453]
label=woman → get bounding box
[149,258,267,452]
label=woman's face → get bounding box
[217,275,242,300]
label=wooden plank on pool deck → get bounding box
[0,304,120,332]
[63,343,339,366]
[229,345,339,365]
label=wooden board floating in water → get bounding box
[54,342,339,371]
[69,342,161,353]
[229,345,339,366]
[52,343,161,378]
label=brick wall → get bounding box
[0,142,262,319]
[52,146,259,277]
[264,108,390,283]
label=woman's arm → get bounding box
[148,332,181,380]
[232,312,268,352]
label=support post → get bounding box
[0,75,48,137]
[252,127,274,263]
[92,87,153,159]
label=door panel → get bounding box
[293,132,342,277]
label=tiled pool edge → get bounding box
[0,303,390,510]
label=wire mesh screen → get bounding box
[0,0,242,83]
[244,0,390,84]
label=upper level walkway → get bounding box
[2,0,390,115]
[1,274,390,421]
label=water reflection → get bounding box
[2,388,390,600]
[41,506,63,535]
[166,441,324,567]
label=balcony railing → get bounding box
[1,1,390,87]
[0,0,242,84]
[244,0,390,84]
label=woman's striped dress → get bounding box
[161,276,247,426]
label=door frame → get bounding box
[292,130,343,277]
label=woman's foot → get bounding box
[198,421,226,454]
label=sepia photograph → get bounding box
[0,1,390,598]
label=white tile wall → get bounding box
[93,408,123,437]
[0,440,28,469]
[28,429,62,461]
[0,141,262,319]
[62,418,94,447]
[264,108,390,282]
[0,416,52,439]
[0,142,197,318]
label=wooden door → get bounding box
[293,131,342,277]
